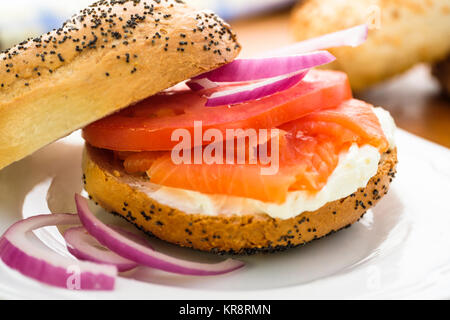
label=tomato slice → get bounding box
[83,70,352,152]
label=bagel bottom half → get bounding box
[83,144,398,254]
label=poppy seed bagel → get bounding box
[0,0,240,170]
[82,144,398,255]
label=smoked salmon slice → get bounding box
[121,99,388,204]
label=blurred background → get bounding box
[0,0,449,147]
[0,0,297,49]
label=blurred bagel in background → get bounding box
[291,0,450,91]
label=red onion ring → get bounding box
[192,51,335,83]
[75,194,245,276]
[64,226,153,272]
[187,25,367,106]
[206,71,308,107]
[0,214,117,290]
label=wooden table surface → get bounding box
[231,11,450,148]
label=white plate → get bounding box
[0,129,449,300]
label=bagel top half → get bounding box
[0,0,240,170]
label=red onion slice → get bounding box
[187,25,367,105]
[267,24,368,57]
[75,194,245,276]
[191,51,335,83]
[64,226,153,272]
[206,71,308,107]
[0,214,117,290]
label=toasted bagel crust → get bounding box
[0,0,240,170]
[83,145,398,254]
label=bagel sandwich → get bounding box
[0,0,398,255]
